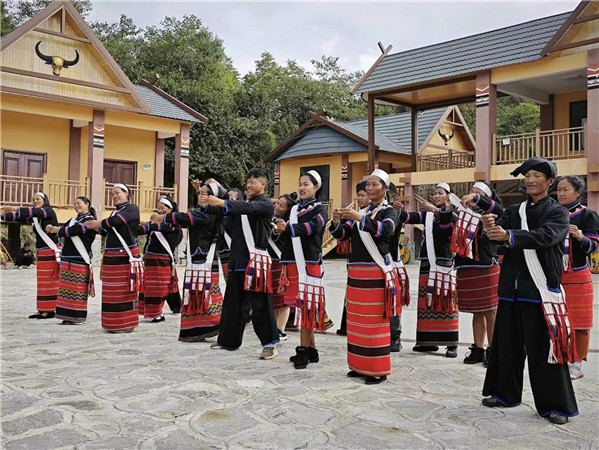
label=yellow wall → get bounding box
[491,53,588,84]
[0,110,70,180]
[410,167,475,185]
[553,90,587,129]
[278,155,343,209]
[103,125,156,187]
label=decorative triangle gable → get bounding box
[540,1,599,57]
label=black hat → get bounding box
[510,157,557,179]
[356,181,367,194]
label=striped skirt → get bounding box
[143,253,175,319]
[562,267,594,330]
[271,260,287,310]
[346,264,391,377]
[36,248,60,312]
[417,261,459,346]
[456,264,500,313]
[56,259,91,323]
[179,261,223,342]
[102,248,140,332]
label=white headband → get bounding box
[370,169,390,187]
[158,198,173,209]
[473,181,492,197]
[209,182,219,197]
[436,182,451,193]
[34,192,46,199]
[306,170,322,187]
[113,183,129,193]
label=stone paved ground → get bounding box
[1,260,598,449]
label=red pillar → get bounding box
[87,110,105,216]
[367,96,378,172]
[69,120,81,181]
[175,123,190,212]
[273,162,280,198]
[540,95,554,131]
[587,49,599,212]
[401,173,414,243]
[341,154,353,208]
[475,71,497,182]
[155,134,165,187]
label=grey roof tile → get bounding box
[134,85,202,123]
[358,12,570,94]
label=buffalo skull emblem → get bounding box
[438,128,455,146]
[35,41,80,76]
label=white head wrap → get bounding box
[33,192,46,199]
[305,170,322,187]
[158,198,173,209]
[113,183,129,193]
[436,182,451,193]
[370,169,390,187]
[473,181,492,197]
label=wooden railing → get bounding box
[321,200,358,254]
[417,150,474,171]
[493,125,586,165]
[0,175,89,208]
[104,181,177,212]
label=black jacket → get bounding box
[280,198,327,264]
[58,212,98,260]
[201,194,274,271]
[2,206,59,249]
[163,209,218,264]
[565,201,599,270]
[401,209,455,263]
[100,201,140,249]
[331,202,398,264]
[496,195,569,303]
[138,222,182,257]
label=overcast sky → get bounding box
[87,1,580,77]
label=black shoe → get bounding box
[413,345,439,352]
[390,339,402,353]
[464,345,485,364]
[347,370,366,378]
[151,316,165,323]
[336,329,347,336]
[547,413,568,425]
[29,312,43,319]
[365,376,387,385]
[482,397,504,408]
[308,347,319,363]
[445,346,458,358]
[293,346,309,369]
[38,312,55,319]
[484,347,491,367]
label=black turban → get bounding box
[356,181,367,194]
[510,157,557,179]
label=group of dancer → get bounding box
[1,156,596,425]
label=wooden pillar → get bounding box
[367,95,377,172]
[411,107,418,172]
[69,120,81,181]
[273,162,280,198]
[474,71,497,182]
[401,173,414,243]
[175,123,190,212]
[587,49,599,211]
[87,110,105,216]
[540,94,554,131]
[341,154,353,208]
[155,134,165,187]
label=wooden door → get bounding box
[2,150,46,204]
[103,159,137,206]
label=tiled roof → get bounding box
[274,108,446,162]
[358,12,571,94]
[134,85,202,123]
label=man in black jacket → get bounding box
[199,168,279,359]
[481,157,578,425]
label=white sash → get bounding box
[241,214,272,292]
[223,231,232,249]
[155,231,175,263]
[268,237,282,259]
[183,236,217,307]
[109,209,144,291]
[519,201,573,364]
[32,217,61,264]
[67,217,91,266]
[424,211,455,308]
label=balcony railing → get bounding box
[493,125,586,165]
[104,181,178,213]
[0,175,89,209]
[417,150,474,171]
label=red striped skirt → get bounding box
[143,253,176,319]
[56,259,91,323]
[281,262,326,330]
[562,267,594,329]
[271,260,287,310]
[179,261,223,342]
[346,264,391,377]
[416,261,459,346]
[36,248,59,312]
[456,264,500,313]
[101,248,140,332]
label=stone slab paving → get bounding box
[1,260,598,449]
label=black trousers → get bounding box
[217,271,278,349]
[483,298,578,417]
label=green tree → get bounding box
[5,0,92,26]
[1,1,16,36]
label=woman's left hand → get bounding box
[569,224,584,241]
[272,219,287,234]
[45,225,59,234]
[340,208,362,222]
